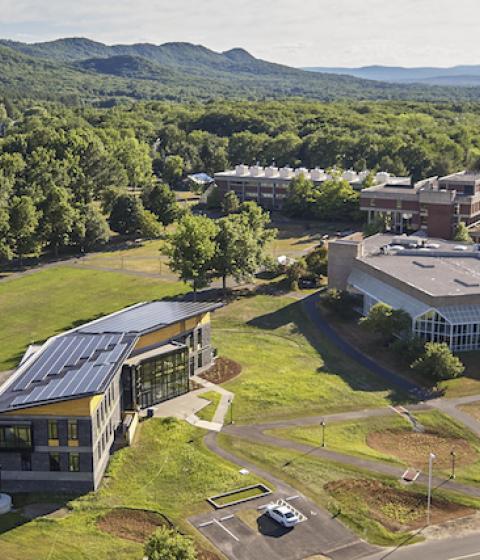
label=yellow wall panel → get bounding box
[135,313,210,351]
[0,395,97,417]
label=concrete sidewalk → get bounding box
[152,375,234,432]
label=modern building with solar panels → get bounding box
[328,234,480,352]
[0,300,222,493]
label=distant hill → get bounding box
[2,37,480,103]
[304,64,480,86]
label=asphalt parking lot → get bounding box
[190,491,376,560]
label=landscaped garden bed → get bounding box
[207,484,271,509]
[200,356,242,384]
[325,478,475,531]
[97,508,173,543]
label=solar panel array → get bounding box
[78,301,223,334]
[5,333,136,410]
[0,300,223,411]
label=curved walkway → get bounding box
[221,407,480,499]
[301,294,431,400]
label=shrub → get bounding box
[411,342,465,381]
[144,527,197,560]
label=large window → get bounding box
[137,348,189,409]
[68,453,80,472]
[414,309,480,351]
[49,453,61,471]
[48,420,58,440]
[68,420,78,441]
[0,425,32,450]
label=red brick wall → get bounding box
[426,204,455,239]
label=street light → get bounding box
[321,420,326,448]
[450,450,456,480]
[427,452,436,525]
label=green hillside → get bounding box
[2,37,480,103]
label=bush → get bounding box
[323,288,358,319]
[359,303,411,344]
[145,527,197,560]
[390,336,425,366]
[411,342,465,381]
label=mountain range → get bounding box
[1,37,480,104]
[304,65,480,86]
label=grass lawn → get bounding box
[212,295,398,424]
[197,391,222,422]
[0,419,262,559]
[0,266,187,371]
[268,410,480,486]
[74,240,179,278]
[439,351,480,397]
[218,433,480,547]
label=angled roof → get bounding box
[77,301,222,335]
[0,300,222,413]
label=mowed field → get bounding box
[0,266,187,372]
[212,295,397,423]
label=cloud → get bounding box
[0,0,479,66]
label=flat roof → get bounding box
[0,300,222,413]
[358,234,480,298]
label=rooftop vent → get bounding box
[454,278,480,288]
[413,261,435,269]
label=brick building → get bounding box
[361,171,480,240]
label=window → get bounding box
[197,328,203,351]
[47,420,58,440]
[0,425,32,449]
[49,453,61,472]
[96,409,100,431]
[21,452,32,471]
[68,453,80,472]
[67,420,78,441]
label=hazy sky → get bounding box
[0,0,479,67]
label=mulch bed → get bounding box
[200,357,242,384]
[97,508,172,543]
[98,508,222,558]
[325,479,474,531]
[367,430,475,470]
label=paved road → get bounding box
[301,294,432,401]
[364,533,480,560]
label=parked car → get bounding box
[265,504,300,528]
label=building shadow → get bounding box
[246,295,410,404]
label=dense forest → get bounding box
[2,38,480,104]
[2,97,480,262]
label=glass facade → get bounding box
[414,309,480,351]
[0,425,32,450]
[137,348,189,409]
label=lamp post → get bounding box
[321,420,326,448]
[450,450,456,480]
[427,452,436,525]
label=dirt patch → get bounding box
[196,545,222,560]
[367,430,476,470]
[200,357,242,384]
[97,508,172,543]
[326,479,474,531]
